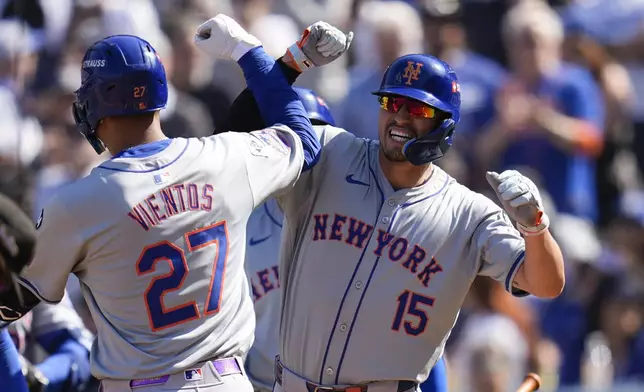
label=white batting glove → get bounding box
[486,170,550,236]
[283,21,354,72]
[194,14,261,62]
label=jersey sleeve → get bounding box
[276,125,352,210]
[218,124,305,208]
[472,196,528,297]
[19,195,84,304]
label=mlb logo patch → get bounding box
[184,368,203,381]
[249,129,290,157]
[153,172,171,185]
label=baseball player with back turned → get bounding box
[0,14,324,392]
[224,27,567,392]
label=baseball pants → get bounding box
[273,358,420,392]
[99,357,254,392]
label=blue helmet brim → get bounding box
[372,87,455,117]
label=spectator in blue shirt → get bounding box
[338,0,424,140]
[477,0,605,222]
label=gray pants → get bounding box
[272,360,419,392]
[100,357,254,392]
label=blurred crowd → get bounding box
[1,0,644,391]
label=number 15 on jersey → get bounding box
[136,221,229,331]
[392,290,435,336]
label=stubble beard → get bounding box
[380,143,407,162]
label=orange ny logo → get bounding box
[403,61,423,85]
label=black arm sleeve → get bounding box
[215,57,302,134]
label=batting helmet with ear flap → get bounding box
[372,53,461,166]
[72,35,168,154]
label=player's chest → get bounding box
[303,194,465,291]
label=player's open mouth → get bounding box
[388,127,414,143]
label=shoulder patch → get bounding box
[249,129,290,157]
[35,209,43,230]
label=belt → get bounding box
[129,357,242,388]
[274,358,417,392]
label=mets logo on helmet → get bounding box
[403,61,423,85]
[316,96,329,108]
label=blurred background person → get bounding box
[476,0,605,223]
[419,1,508,186]
[449,277,534,392]
[338,0,424,139]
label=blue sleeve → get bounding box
[0,328,29,392]
[35,329,91,392]
[419,356,448,392]
[237,46,321,171]
[561,70,605,130]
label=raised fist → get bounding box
[486,170,550,236]
[283,21,354,72]
[194,14,261,62]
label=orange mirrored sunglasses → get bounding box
[378,96,436,118]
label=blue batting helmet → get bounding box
[293,87,336,126]
[72,35,168,154]
[372,53,461,165]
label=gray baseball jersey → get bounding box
[244,198,284,391]
[277,126,527,385]
[18,126,304,380]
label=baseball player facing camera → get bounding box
[0,13,336,392]
[223,24,566,392]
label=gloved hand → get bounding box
[283,21,354,72]
[194,14,261,62]
[486,170,550,236]
[18,354,49,392]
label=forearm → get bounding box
[279,57,305,84]
[517,231,565,298]
[536,111,603,157]
[606,37,644,62]
[218,57,302,134]
[476,120,510,166]
[236,47,320,169]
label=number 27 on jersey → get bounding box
[136,221,229,331]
